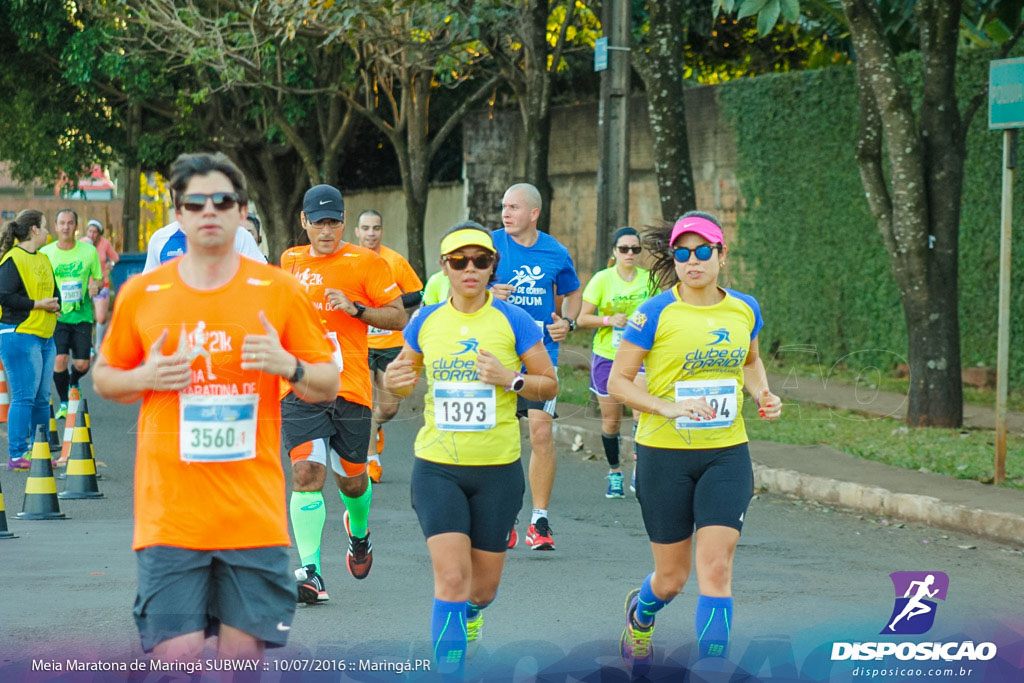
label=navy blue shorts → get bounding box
[634,442,754,544]
[410,458,524,552]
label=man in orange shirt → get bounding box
[93,152,339,663]
[281,187,406,604]
[354,209,424,483]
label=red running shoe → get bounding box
[524,517,555,550]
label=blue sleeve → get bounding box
[496,299,543,356]
[725,288,764,340]
[403,302,443,354]
[622,291,673,351]
[556,249,581,295]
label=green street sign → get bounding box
[990,57,1024,129]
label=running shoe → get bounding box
[375,426,385,455]
[56,402,68,420]
[294,564,329,604]
[344,510,373,579]
[507,523,518,549]
[368,459,382,484]
[524,517,555,550]
[606,472,625,499]
[620,588,655,677]
[630,468,636,494]
[466,612,483,657]
[6,457,30,472]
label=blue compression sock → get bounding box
[634,573,672,626]
[466,590,495,622]
[431,598,467,676]
[695,595,733,658]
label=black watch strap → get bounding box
[353,302,367,319]
[288,358,305,384]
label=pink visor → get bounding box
[670,216,723,247]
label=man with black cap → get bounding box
[279,184,406,603]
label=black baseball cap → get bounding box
[303,184,345,222]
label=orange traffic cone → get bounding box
[16,425,68,520]
[58,394,81,464]
[0,477,16,539]
[58,424,103,500]
[47,397,62,452]
[0,358,9,423]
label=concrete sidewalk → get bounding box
[765,370,1024,434]
[551,413,1024,548]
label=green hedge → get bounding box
[719,49,1024,386]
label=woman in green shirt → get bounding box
[577,227,656,498]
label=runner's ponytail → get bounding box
[0,209,43,257]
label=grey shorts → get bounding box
[134,545,295,651]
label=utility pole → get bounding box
[594,0,631,273]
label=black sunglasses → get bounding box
[444,253,495,270]
[616,245,642,254]
[179,192,240,212]
[673,244,721,262]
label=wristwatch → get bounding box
[567,318,577,332]
[507,372,526,393]
[288,358,305,384]
[352,302,367,319]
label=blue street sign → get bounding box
[990,57,1024,129]
[594,37,608,72]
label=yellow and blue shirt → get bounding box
[404,292,542,466]
[622,286,763,450]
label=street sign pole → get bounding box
[995,129,1015,485]
[988,57,1024,485]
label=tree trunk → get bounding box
[122,103,142,252]
[633,0,697,222]
[232,147,306,264]
[843,0,963,427]
[520,0,554,233]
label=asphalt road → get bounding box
[1,382,1022,682]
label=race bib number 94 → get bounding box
[433,381,496,431]
[674,378,738,430]
[179,393,259,462]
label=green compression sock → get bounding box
[340,480,373,538]
[289,491,326,571]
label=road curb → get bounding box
[552,421,1024,547]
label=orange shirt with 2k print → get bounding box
[280,242,400,408]
[100,257,335,551]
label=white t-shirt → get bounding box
[143,222,267,273]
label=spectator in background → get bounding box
[84,219,119,345]
[0,209,60,471]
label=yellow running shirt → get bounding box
[622,286,763,450]
[404,292,541,466]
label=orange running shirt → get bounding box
[367,245,423,351]
[280,242,400,406]
[100,257,335,551]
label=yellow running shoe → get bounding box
[466,612,483,657]
[620,588,655,677]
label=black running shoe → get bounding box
[295,564,329,604]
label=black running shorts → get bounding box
[634,442,754,544]
[280,393,371,464]
[368,346,402,374]
[410,458,525,553]
[133,545,294,651]
[54,321,93,360]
